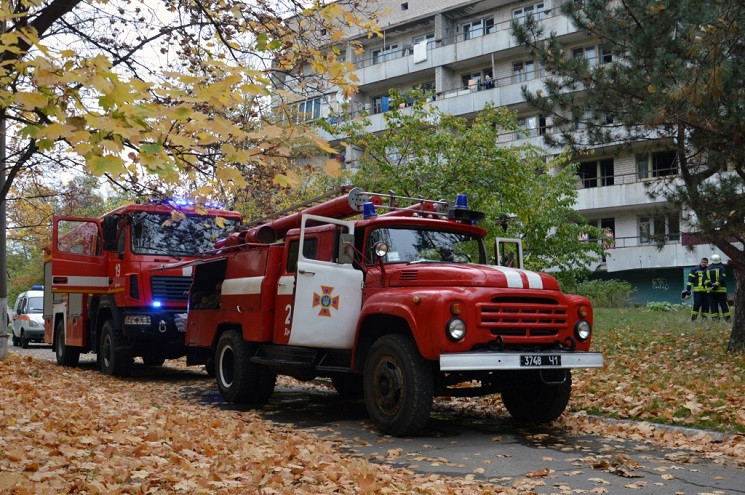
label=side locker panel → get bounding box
[66,294,86,347]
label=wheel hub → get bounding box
[373,358,403,415]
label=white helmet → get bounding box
[711,254,721,263]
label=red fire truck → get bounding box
[42,199,242,376]
[184,187,603,436]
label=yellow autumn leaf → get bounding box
[215,166,248,187]
[323,158,341,177]
[87,154,126,175]
[13,91,49,109]
[311,134,337,154]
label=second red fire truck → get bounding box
[43,200,242,376]
[182,187,603,436]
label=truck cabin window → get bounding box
[287,238,318,273]
[366,227,485,265]
[130,212,240,256]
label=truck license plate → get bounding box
[520,354,561,367]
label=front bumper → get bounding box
[122,311,188,340]
[440,351,604,371]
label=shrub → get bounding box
[575,279,636,308]
[646,301,687,311]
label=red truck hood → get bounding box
[386,263,560,291]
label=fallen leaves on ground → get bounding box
[1,355,524,494]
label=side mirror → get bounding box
[102,216,118,251]
[338,233,355,264]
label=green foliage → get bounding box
[646,301,687,312]
[575,279,636,308]
[324,90,604,273]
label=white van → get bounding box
[11,286,45,348]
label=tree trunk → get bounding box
[727,264,745,353]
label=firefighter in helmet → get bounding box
[682,257,710,321]
[706,254,731,322]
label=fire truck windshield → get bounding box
[130,212,239,256]
[366,227,485,265]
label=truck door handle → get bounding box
[298,269,316,275]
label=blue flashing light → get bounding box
[204,201,226,209]
[152,300,162,308]
[362,201,378,218]
[169,198,195,207]
[31,284,44,290]
[455,194,468,209]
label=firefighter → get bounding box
[706,254,731,322]
[682,257,710,321]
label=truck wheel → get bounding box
[20,329,29,348]
[99,320,133,377]
[55,320,80,366]
[501,370,572,423]
[216,330,275,404]
[331,373,364,399]
[363,334,433,436]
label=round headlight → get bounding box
[446,318,466,341]
[574,320,591,341]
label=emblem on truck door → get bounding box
[312,286,339,317]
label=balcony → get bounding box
[592,236,711,273]
[353,11,578,88]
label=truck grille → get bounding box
[150,276,191,303]
[477,296,568,337]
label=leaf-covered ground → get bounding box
[572,308,745,434]
[0,354,521,494]
[2,308,744,493]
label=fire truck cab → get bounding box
[43,200,242,376]
[185,187,603,436]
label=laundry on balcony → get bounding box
[413,41,427,63]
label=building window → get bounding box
[579,159,614,188]
[462,17,495,40]
[572,45,597,65]
[513,3,546,24]
[639,213,680,245]
[461,69,493,91]
[372,95,391,114]
[512,60,536,83]
[636,151,678,179]
[297,97,322,122]
[372,44,399,64]
[599,46,613,64]
[413,33,435,48]
[516,115,546,139]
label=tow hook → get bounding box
[158,320,167,333]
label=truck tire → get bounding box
[99,320,133,377]
[55,320,80,366]
[331,373,364,399]
[501,370,572,423]
[20,329,29,348]
[216,330,275,404]
[363,334,433,436]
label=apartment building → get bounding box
[281,0,730,304]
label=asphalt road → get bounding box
[8,343,745,494]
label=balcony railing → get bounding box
[352,10,562,70]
